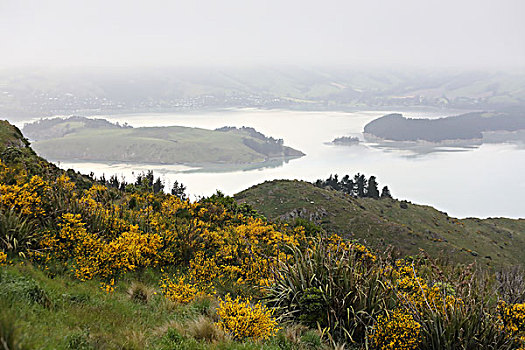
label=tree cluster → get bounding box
[331,136,360,145]
[314,173,392,199]
[216,126,287,157]
[94,170,187,199]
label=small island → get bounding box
[363,111,525,143]
[330,135,360,145]
[23,116,305,167]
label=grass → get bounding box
[30,124,303,166]
[235,180,525,267]
[0,262,327,350]
[0,120,31,152]
[1,263,179,349]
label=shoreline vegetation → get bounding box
[22,116,305,168]
[329,135,360,145]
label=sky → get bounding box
[1,0,524,69]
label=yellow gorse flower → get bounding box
[0,175,49,217]
[0,251,7,266]
[160,275,201,304]
[40,213,162,282]
[216,294,279,340]
[371,310,422,350]
[390,261,461,315]
[498,300,525,343]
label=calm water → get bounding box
[50,109,524,219]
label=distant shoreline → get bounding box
[11,106,478,129]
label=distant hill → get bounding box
[3,68,525,120]
[235,180,525,267]
[22,117,304,166]
[363,111,525,142]
[22,116,131,141]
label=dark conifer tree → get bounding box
[354,173,367,197]
[171,181,187,200]
[381,186,392,199]
[341,175,355,195]
[153,177,164,194]
[109,174,119,189]
[367,176,380,199]
[145,170,154,188]
[135,173,143,187]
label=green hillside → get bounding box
[3,119,525,349]
[24,117,304,166]
[3,68,525,120]
[235,180,525,267]
[0,120,31,151]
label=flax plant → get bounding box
[267,237,393,344]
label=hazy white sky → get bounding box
[1,0,524,68]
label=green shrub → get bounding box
[291,218,324,237]
[416,304,516,350]
[300,330,323,349]
[0,272,52,308]
[267,239,393,344]
[0,209,38,257]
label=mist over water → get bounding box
[2,0,524,219]
[54,109,525,219]
[1,0,524,69]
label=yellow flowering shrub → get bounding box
[160,275,200,304]
[101,279,115,293]
[498,301,525,343]
[166,217,307,292]
[55,174,76,193]
[110,225,162,269]
[0,175,48,217]
[391,261,460,315]
[371,310,422,350]
[0,251,7,266]
[216,294,279,340]
[188,251,219,292]
[40,213,162,281]
[324,234,376,263]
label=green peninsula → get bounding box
[23,117,304,166]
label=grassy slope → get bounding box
[0,120,30,151]
[0,121,313,350]
[235,180,525,267]
[1,263,297,350]
[2,119,525,348]
[0,120,94,188]
[31,126,301,165]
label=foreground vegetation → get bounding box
[1,120,525,349]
